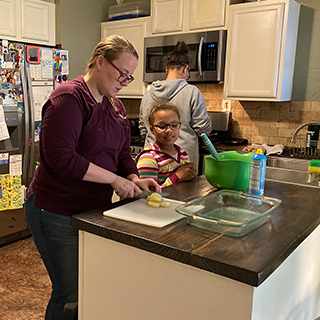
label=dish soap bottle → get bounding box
[249,148,266,196]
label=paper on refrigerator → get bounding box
[0,174,23,210]
[41,48,53,79]
[9,154,22,176]
[61,50,69,75]
[32,85,53,121]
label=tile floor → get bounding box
[0,236,51,320]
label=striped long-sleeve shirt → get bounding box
[135,143,190,187]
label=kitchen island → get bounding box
[71,176,320,320]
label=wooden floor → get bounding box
[0,236,51,320]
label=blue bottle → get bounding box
[249,149,266,196]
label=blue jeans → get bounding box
[25,195,78,320]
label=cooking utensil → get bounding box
[201,133,219,160]
[205,151,254,191]
[138,190,170,198]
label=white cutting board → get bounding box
[103,198,184,228]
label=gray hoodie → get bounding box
[139,79,212,171]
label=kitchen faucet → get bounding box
[290,121,320,143]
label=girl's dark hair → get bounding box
[148,100,180,125]
[164,41,190,70]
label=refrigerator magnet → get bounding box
[26,46,40,64]
[0,153,9,165]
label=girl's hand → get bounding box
[176,162,197,182]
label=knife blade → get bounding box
[137,190,170,199]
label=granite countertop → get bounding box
[71,176,320,287]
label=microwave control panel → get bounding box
[203,43,217,71]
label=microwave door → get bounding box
[144,30,226,83]
[190,35,220,82]
[202,30,227,82]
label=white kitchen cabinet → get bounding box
[189,0,225,30]
[223,0,300,102]
[0,0,55,45]
[151,0,226,35]
[0,0,19,39]
[101,17,150,99]
[151,0,183,34]
[21,0,55,45]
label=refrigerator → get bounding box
[0,39,69,245]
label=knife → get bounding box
[137,190,170,198]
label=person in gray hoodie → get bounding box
[139,41,212,173]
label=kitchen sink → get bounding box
[266,156,320,188]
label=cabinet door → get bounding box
[101,18,148,98]
[189,0,225,30]
[225,2,285,100]
[152,0,183,34]
[0,0,19,39]
[20,0,55,45]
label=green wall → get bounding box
[55,0,149,80]
[55,0,110,79]
[293,0,320,101]
[56,0,319,101]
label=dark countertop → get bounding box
[71,176,320,287]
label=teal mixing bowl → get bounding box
[204,151,254,191]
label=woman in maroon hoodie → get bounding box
[25,35,160,320]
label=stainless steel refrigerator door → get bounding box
[25,63,35,187]
[0,63,29,241]
[20,65,30,187]
[25,63,54,187]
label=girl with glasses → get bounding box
[139,41,212,174]
[136,100,197,187]
[25,35,161,320]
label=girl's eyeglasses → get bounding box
[108,61,135,84]
[152,122,181,132]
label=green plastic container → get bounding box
[204,151,254,191]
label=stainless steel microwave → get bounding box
[143,30,227,83]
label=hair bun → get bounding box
[174,41,189,54]
[164,41,190,69]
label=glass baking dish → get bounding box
[175,190,282,237]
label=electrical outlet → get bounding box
[222,99,231,112]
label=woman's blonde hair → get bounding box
[86,34,138,73]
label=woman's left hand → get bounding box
[129,175,161,193]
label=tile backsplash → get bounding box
[122,83,320,147]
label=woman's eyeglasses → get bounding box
[152,122,181,132]
[108,61,135,84]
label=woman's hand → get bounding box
[129,175,162,193]
[111,176,141,199]
[175,162,197,182]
